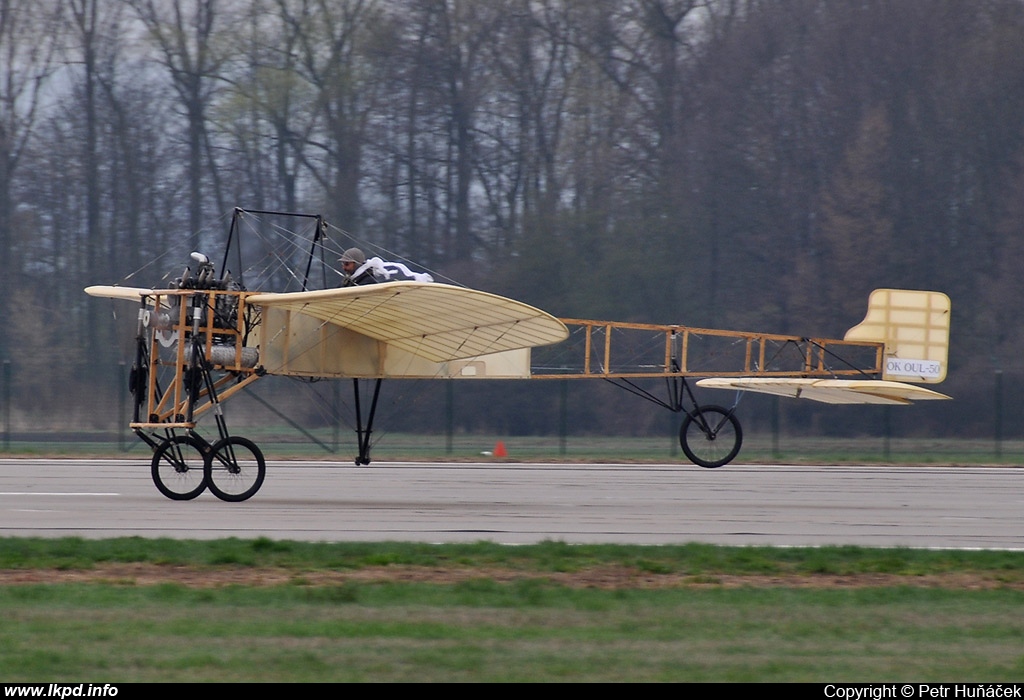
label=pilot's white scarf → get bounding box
[353,257,434,283]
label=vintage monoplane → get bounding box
[86,209,951,502]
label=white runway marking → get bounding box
[1,459,1022,548]
[0,492,120,496]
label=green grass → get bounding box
[4,584,1024,681]
[2,537,1023,575]
[2,538,1024,681]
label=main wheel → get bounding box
[680,405,743,468]
[205,436,266,502]
[151,434,208,500]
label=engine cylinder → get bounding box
[209,344,259,368]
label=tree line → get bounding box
[3,0,1024,438]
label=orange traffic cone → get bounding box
[493,440,508,457]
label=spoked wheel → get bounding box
[204,436,266,502]
[151,434,208,500]
[679,405,743,468]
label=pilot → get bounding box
[339,248,378,287]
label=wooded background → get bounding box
[2,0,1023,444]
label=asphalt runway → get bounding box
[1,458,1023,549]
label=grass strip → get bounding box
[2,537,1023,579]
[3,538,1024,682]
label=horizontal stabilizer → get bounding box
[697,377,951,405]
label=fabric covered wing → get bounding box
[85,285,157,301]
[697,377,951,405]
[247,282,569,364]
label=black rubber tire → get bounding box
[205,436,266,502]
[151,434,208,500]
[679,405,743,468]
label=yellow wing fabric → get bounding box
[85,285,157,300]
[697,378,951,405]
[247,282,569,365]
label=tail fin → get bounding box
[844,289,950,383]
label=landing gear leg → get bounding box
[352,378,383,465]
[654,374,745,468]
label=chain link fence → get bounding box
[1,359,1020,464]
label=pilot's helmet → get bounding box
[339,248,366,265]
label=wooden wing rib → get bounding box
[247,282,569,364]
[697,377,952,405]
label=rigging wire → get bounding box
[221,210,470,448]
[322,220,464,288]
[106,208,536,453]
[118,210,237,287]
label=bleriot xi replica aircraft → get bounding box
[86,209,951,502]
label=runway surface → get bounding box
[1,458,1023,548]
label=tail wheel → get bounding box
[679,405,743,468]
[205,436,266,502]
[151,434,208,500]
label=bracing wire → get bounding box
[321,221,464,288]
[118,210,237,287]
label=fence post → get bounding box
[994,369,1003,459]
[333,381,340,453]
[2,361,9,451]
[559,380,568,456]
[119,362,126,451]
[446,381,454,455]
[883,406,891,461]
[669,408,678,457]
[771,396,780,459]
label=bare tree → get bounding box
[274,0,379,232]
[127,0,228,248]
[65,0,112,360]
[0,0,63,364]
[216,0,321,214]
[397,0,504,265]
[481,0,574,252]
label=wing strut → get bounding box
[352,378,383,465]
